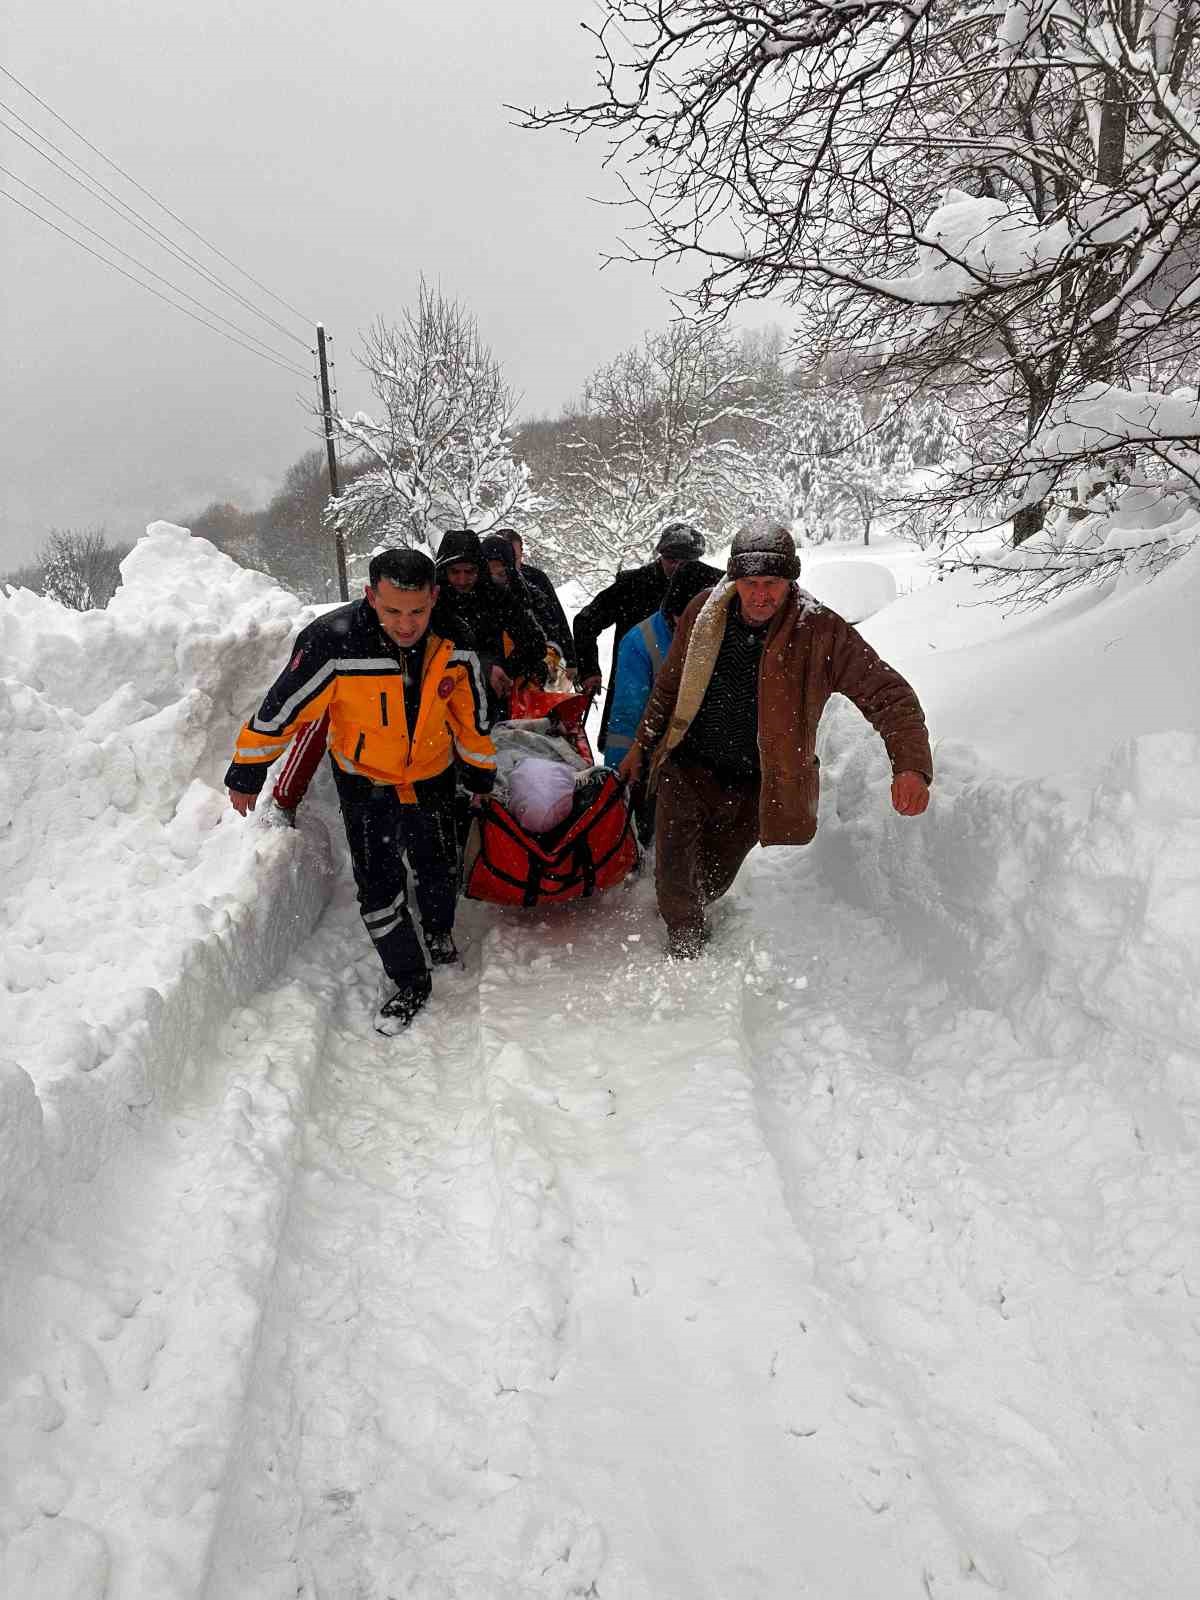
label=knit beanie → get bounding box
[655,522,706,560]
[727,521,801,581]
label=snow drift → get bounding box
[817,536,1200,1046]
[0,525,332,1245]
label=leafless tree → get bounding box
[936,505,1193,609]
[327,279,534,562]
[0,558,48,594]
[186,501,267,575]
[536,320,786,582]
[522,1,1200,556]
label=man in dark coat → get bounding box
[479,534,571,675]
[573,522,723,752]
[619,522,933,959]
[602,560,717,847]
[494,529,576,671]
[434,528,549,715]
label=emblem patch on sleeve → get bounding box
[437,675,455,700]
[290,650,304,672]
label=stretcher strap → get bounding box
[523,859,543,910]
[575,834,597,899]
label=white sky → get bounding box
[1,1,756,568]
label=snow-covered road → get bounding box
[7,840,1198,1598]
[4,527,1200,1598]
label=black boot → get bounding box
[375,973,432,1035]
[425,930,460,967]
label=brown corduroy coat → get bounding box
[636,581,932,846]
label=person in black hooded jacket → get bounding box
[494,528,576,671]
[479,534,570,675]
[434,528,549,717]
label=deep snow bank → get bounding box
[801,558,898,621]
[860,532,1200,789]
[817,722,1200,1056]
[812,538,1200,1052]
[0,525,332,1243]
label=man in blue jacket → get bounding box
[573,523,722,754]
[603,561,714,843]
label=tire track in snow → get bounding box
[13,822,1195,1598]
[472,873,970,1599]
[205,890,604,1599]
[737,846,1200,1600]
[0,929,337,1600]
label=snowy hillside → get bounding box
[1,525,1198,1598]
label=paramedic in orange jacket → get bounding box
[225,548,495,1033]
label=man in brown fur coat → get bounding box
[618,522,932,958]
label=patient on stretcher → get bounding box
[491,717,607,835]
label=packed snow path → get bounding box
[5,835,1197,1599]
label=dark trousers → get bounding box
[654,755,761,939]
[332,761,458,986]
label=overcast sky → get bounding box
[1,1,771,570]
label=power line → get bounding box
[0,99,311,350]
[0,61,315,330]
[1,186,313,379]
[1,163,314,373]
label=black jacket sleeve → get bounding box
[432,596,477,652]
[572,580,626,680]
[497,590,549,684]
[523,567,576,666]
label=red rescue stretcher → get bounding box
[505,682,594,762]
[462,689,640,907]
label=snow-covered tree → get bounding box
[536,322,785,583]
[327,280,535,562]
[774,389,953,545]
[525,0,1200,561]
[40,529,127,610]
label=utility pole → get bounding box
[316,323,349,600]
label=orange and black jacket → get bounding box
[225,599,496,802]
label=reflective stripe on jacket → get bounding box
[226,599,495,801]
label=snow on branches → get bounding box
[524,0,1200,572]
[773,389,952,545]
[325,281,535,565]
[534,323,786,584]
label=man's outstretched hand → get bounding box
[228,789,257,816]
[891,771,930,817]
